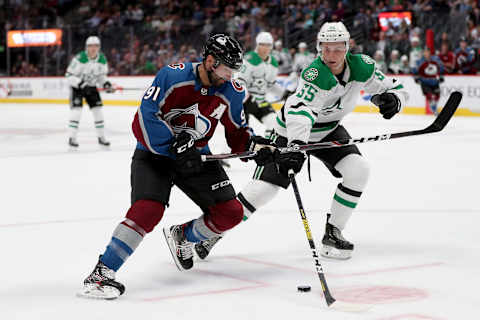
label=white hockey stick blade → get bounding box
[330,300,373,313]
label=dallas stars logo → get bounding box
[304,68,319,81]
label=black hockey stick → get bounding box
[201,91,462,162]
[288,170,371,312]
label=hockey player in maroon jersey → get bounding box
[78,34,275,300]
[413,48,444,115]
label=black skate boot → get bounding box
[68,137,79,148]
[98,137,111,147]
[163,224,194,271]
[194,236,223,260]
[321,214,354,260]
[77,257,125,300]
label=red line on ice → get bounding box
[141,269,270,302]
[225,256,444,277]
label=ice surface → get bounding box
[1,103,479,320]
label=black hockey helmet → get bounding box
[202,34,244,71]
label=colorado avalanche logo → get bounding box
[231,79,244,92]
[164,103,211,139]
[424,63,439,76]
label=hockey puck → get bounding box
[297,285,311,292]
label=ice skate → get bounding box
[98,137,111,147]
[321,219,354,260]
[77,257,125,300]
[194,235,222,260]
[163,225,194,271]
[68,137,79,148]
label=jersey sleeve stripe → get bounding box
[287,110,315,126]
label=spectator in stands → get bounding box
[409,36,423,71]
[438,42,455,74]
[454,36,476,74]
[399,55,411,74]
[388,50,402,74]
[374,50,388,73]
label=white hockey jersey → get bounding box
[65,51,109,88]
[275,53,409,143]
[237,50,280,103]
[292,51,315,75]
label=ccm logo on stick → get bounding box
[211,180,231,190]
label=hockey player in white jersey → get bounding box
[195,22,409,260]
[238,31,284,134]
[65,36,115,148]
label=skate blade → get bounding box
[76,284,120,300]
[320,245,352,260]
[162,227,188,271]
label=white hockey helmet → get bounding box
[298,42,307,49]
[86,36,101,47]
[316,22,350,53]
[256,32,274,46]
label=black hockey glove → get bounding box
[170,132,202,175]
[103,81,115,93]
[247,136,276,166]
[371,92,401,120]
[274,140,307,175]
[439,76,445,83]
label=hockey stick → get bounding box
[98,86,146,92]
[201,91,462,162]
[288,170,371,312]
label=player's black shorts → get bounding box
[244,96,275,123]
[70,86,103,109]
[130,148,237,210]
[420,83,440,96]
[253,125,362,188]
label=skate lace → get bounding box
[202,236,222,251]
[332,226,347,242]
[88,263,115,283]
[99,264,116,280]
[178,241,193,259]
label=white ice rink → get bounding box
[1,103,479,320]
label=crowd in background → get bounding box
[3,0,480,77]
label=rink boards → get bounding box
[1,74,479,116]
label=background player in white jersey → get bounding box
[65,36,115,148]
[272,40,293,75]
[282,42,316,101]
[238,31,284,135]
[195,22,409,260]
